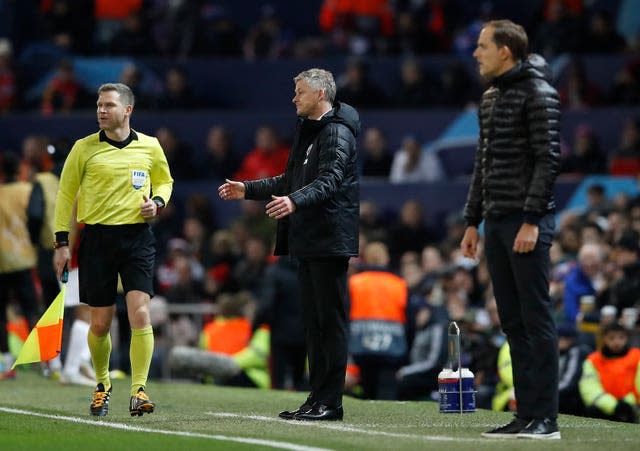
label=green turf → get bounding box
[1,370,639,450]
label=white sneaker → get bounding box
[60,372,96,387]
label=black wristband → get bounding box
[55,231,69,245]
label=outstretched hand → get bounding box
[218,179,246,200]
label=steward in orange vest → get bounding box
[348,242,408,400]
[579,322,640,423]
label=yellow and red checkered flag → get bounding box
[11,285,65,369]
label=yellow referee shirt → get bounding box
[54,130,174,232]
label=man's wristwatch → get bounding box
[152,197,165,215]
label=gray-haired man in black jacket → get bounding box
[460,20,561,439]
[219,68,360,421]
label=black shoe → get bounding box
[517,418,561,440]
[279,402,314,420]
[481,417,530,438]
[90,383,112,417]
[294,404,344,421]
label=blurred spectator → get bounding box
[148,0,199,57]
[533,0,583,58]
[0,153,40,378]
[559,59,603,109]
[155,127,197,181]
[156,66,198,110]
[557,323,589,416]
[361,127,392,177]
[41,0,95,55]
[389,134,444,183]
[118,63,156,110]
[359,200,388,244]
[396,301,448,401]
[254,256,307,390]
[414,245,446,298]
[169,323,271,388]
[613,118,640,158]
[387,199,435,268]
[243,4,294,60]
[435,62,476,107]
[0,39,16,113]
[579,322,640,423]
[563,243,606,324]
[600,231,640,314]
[202,229,240,298]
[229,200,277,250]
[584,10,627,53]
[156,237,205,295]
[349,242,408,400]
[108,11,156,56]
[391,10,431,55]
[581,183,612,221]
[560,125,608,174]
[609,59,640,105]
[336,59,388,107]
[202,126,240,180]
[392,59,437,108]
[200,292,253,355]
[394,0,459,53]
[40,59,87,115]
[231,236,271,297]
[319,0,394,55]
[233,125,289,181]
[20,134,52,182]
[94,0,143,53]
[192,4,242,56]
[182,215,211,263]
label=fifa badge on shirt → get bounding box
[131,170,147,190]
[303,144,313,165]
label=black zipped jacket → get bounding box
[464,54,561,227]
[244,102,360,258]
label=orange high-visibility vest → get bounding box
[201,317,252,356]
[349,271,407,323]
[348,270,408,357]
[587,348,640,401]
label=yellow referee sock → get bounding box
[88,330,111,391]
[130,326,154,396]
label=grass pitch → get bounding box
[1,370,639,450]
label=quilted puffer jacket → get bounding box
[464,54,561,227]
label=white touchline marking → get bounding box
[0,407,331,451]
[207,412,478,443]
[207,412,636,443]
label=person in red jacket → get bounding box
[233,126,289,181]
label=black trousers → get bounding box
[298,257,349,408]
[484,214,558,420]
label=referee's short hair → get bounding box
[98,83,135,107]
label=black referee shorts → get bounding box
[78,223,156,307]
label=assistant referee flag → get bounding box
[12,286,65,369]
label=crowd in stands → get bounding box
[0,1,639,112]
[1,0,640,423]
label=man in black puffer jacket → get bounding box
[219,68,360,421]
[460,20,561,440]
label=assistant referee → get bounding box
[53,83,173,417]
